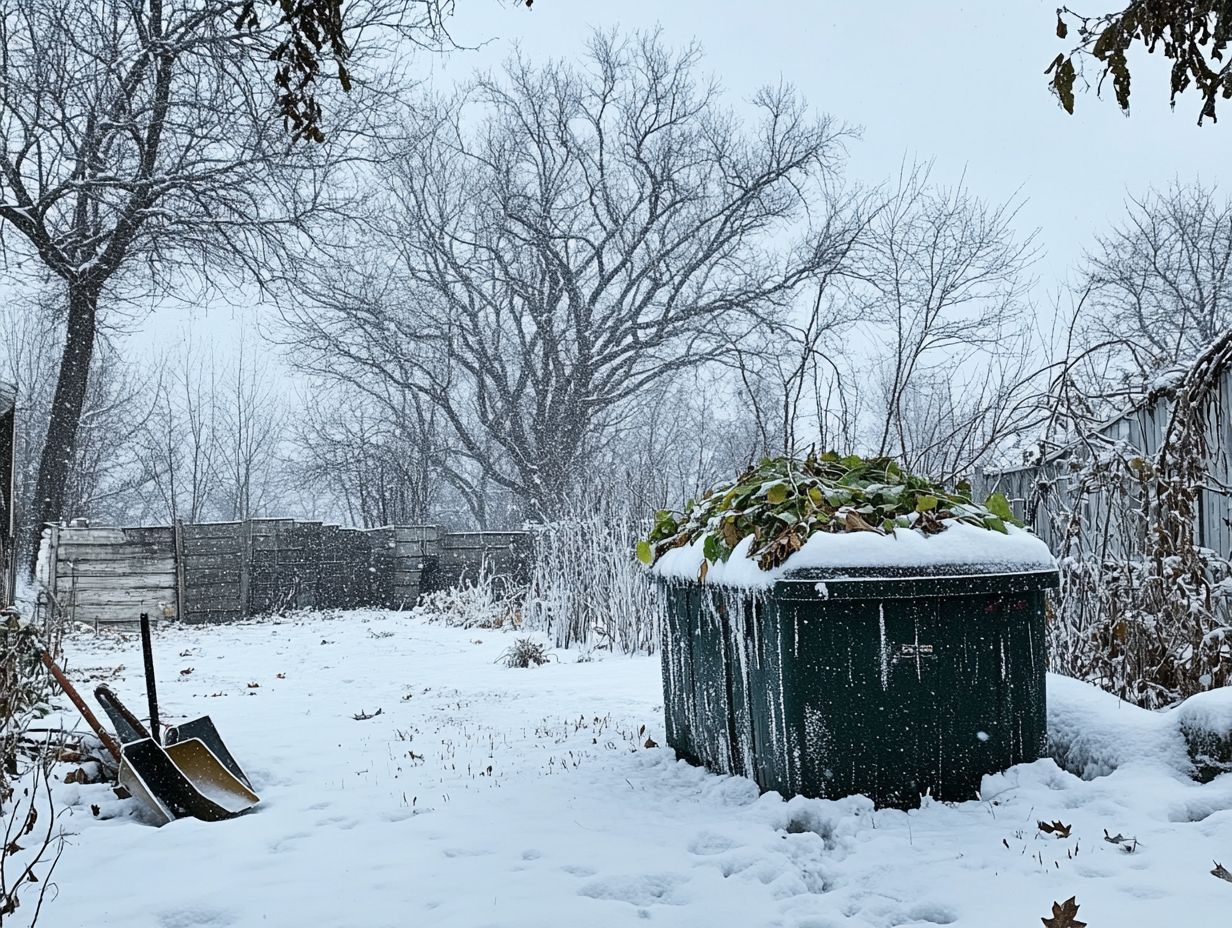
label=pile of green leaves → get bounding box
[637,453,1021,573]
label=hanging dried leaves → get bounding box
[237,1,350,143]
[239,1,536,142]
[1051,3,1232,124]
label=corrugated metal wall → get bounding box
[976,367,1232,558]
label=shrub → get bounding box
[411,564,523,630]
[497,637,550,669]
[523,508,660,655]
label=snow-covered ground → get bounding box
[21,611,1232,927]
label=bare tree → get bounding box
[725,282,857,460]
[0,0,402,572]
[0,301,58,559]
[286,30,864,520]
[0,301,157,541]
[292,384,446,527]
[1081,180,1232,380]
[131,340,221,524]
[61,344,157,525]
[589,371,766,517]
[213,345,285,521]
[848,163,1038,475]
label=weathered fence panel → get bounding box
[40,519,527,624]
[392,525,440,604]
[41,525,178,625]
[422,530,532,593]
[177,521,247,624]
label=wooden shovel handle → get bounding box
[39,649,121,763]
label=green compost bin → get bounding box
[659,563,1058,809]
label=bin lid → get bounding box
[651,521,1057,596]
[774,562,1059,600]
[0,382,13,418]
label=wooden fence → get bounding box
[40,519,528,625]
[40,525,178,625]
[426,531,533,592]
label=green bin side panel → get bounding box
[661,580,1048,809]
[660,587,699,765]
[778,590,1047,807]
[661,587,763,780]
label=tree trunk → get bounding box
[26,283,98,576]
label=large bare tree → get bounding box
[1081,180,1232,378]
[0,0,400,572]
[286,30,865,519]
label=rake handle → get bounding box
[38,649,121,763]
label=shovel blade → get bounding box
[166,716,253,791]
[119,738,259,825]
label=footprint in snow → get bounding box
[158,908,237,928]
[315,814,360,830]
[687,830,737,856]
[442,846,492,858]
[577,873,686,906]
[268,831,311,853]
[894,902,958,926]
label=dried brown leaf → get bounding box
[1041,896,1086,928]
[1038,819,1073,839]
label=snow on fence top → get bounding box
[641,453,1055,589]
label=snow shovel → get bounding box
[117,736,260,825]
[97,682,254,789]
[95,682,259,824]
[135,609,255,788]
[109,613,259,824]
[94,684,151,744]
[165,716,254,791]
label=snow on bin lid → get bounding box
[640,454,1057,590]
[650,519,1056,590]
[0,381,14,417]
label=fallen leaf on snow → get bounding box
[1038,820,1072,839]
[1041,896,1086,928]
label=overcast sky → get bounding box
[137,0,1225,355]
[432,0,1225,304]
